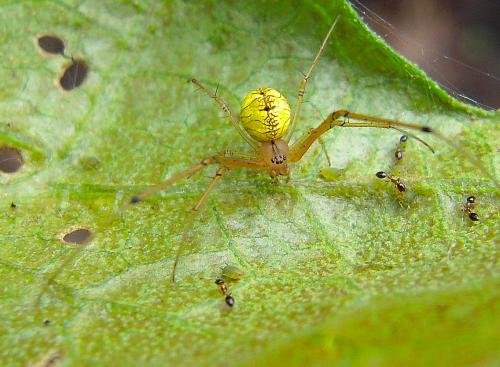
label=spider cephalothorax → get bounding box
[259,139,290,177]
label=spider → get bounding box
[126,16,450,281]
[130,17,437,206]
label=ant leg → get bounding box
[171,167,228,282]
[191,79,259,150]
[283,16,340,142]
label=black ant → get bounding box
[375,135,414,193]
[464,196,479,221]
[376,171,406,193]
[394,135,408,161]
[215,278,234,308]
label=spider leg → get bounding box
[283,15,340,142]
[318,136,332,166]
[288,109,434,162]
[191,79,259,151]
[192,167,227,211]
[130,155,264,204]
[129,156,266,282]
[171,166,228,282]
[130,160,210,203]
[35,156,264,304]
[288,110,496,184]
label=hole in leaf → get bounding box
[37,34,65,55]
[62,228,92,244]
[59,59,88,91]
[0,147,23,173]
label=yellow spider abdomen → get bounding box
[240,88,291,142]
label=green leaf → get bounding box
[1,1,498,366]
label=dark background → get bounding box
[352,0,499,109]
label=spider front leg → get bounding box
[191,79,259,151]
[128,155,265,282]
[130,155,264,205]
[283,16,340,142]
[192,166,228,211]
[171,166,228,282]
[40,156,264,293]
[288,110,434,162]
